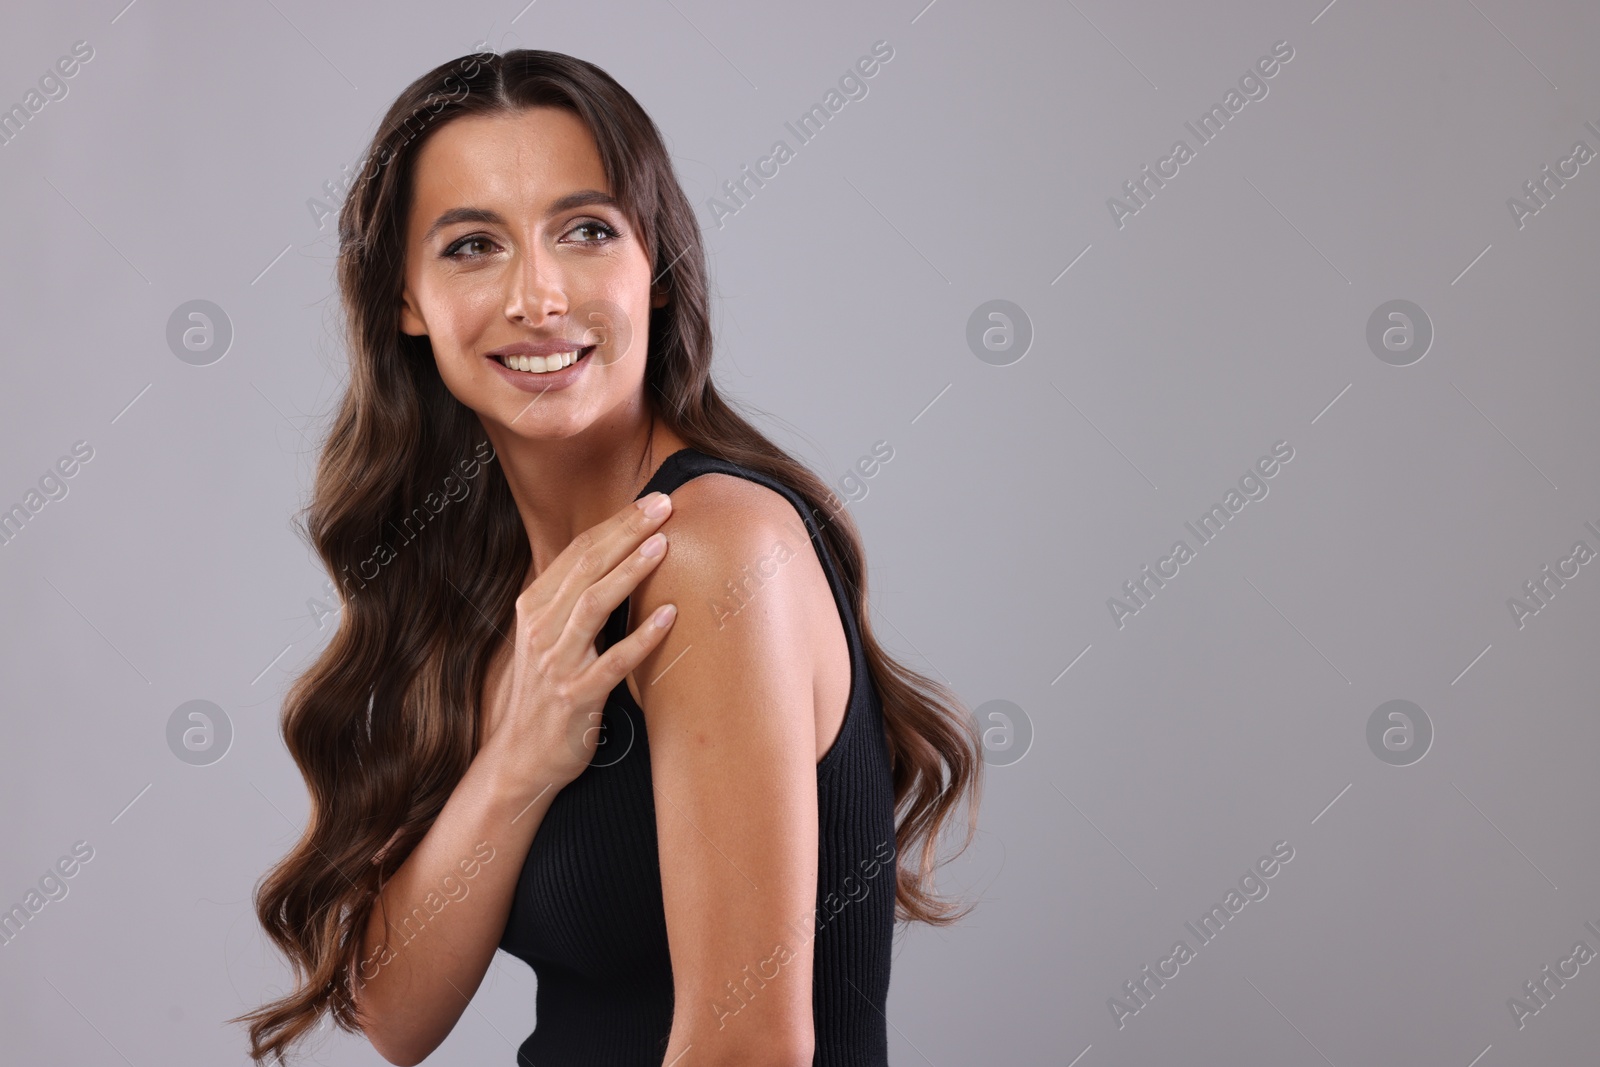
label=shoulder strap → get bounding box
[632,446,711,500]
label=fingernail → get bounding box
[653,604,676,627]
[640,532,666,558]
[644,493,672,519]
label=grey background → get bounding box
[2,0,1597,1064]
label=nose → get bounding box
[502,244,568,326]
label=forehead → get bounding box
[407,106,610,224]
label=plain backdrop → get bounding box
[2,0,1599,1064]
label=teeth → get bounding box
[503,349,584,374]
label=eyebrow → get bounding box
[421,190,621,244]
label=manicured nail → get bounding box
[640,532,666,558]
[643,492,672,519]
[653,604,676,627]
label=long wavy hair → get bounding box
[233,47,983,1065]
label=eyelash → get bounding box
[442,219,622,260]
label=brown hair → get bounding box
[232,47,982,1064]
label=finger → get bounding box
[582,600,677,695]
[543,492,672,630]
[550,526,671,667]
[519,491,673,622]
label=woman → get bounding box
[234,48,981,1067]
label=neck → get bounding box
[483,408,689,584]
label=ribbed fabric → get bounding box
[497,447,898,1066]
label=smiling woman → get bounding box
[232,49,983,1067]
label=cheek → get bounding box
[576,276,652,369]
[437,284,502,342]
[425,286,502,366]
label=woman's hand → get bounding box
[478,490,678,793]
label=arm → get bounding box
[628,475,832,1067]
[349,750,559,1067]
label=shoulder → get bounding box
[654,470,828,610]
[661,470,814,563]
[622,470,832,703]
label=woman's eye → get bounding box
[443,235,495,259]
[567,220,620,244]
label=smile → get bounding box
[492,345,597,375]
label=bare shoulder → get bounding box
[667,471,815,559]
[620,471,833,705]
[643,470,823,601]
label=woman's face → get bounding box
[399,105,663,440]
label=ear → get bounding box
[399,286,428,336]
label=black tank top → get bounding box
[497,447,898,1066]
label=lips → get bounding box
[491,344,596,374]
